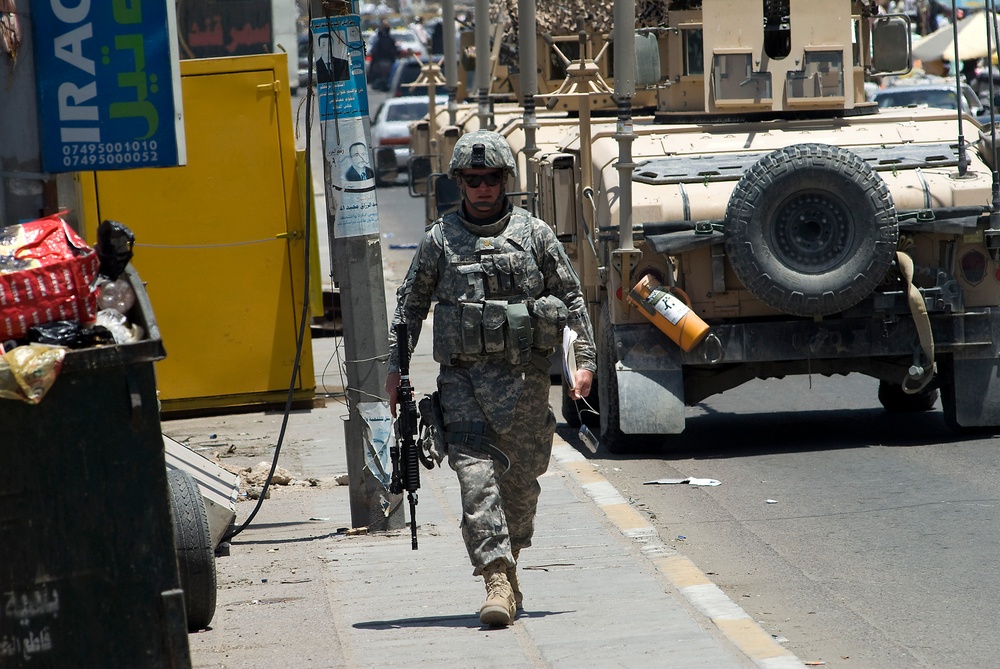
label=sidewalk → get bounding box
[168,338,806,669]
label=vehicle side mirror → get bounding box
[871,16,912,76]
[375,147,398,183]
[434,176,461,218]
[408,155,433,197]
[635,32,660,87]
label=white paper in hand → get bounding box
[562,326,578,389]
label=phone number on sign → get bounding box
[61,141,159,167]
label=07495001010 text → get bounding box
[60,140,159,167]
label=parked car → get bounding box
[370,95,447,186]
[390,28,424,59]
[873,81,984,117]
[387,56,444,98]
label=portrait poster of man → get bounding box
[322,116,378,238]
[315,30,350,83]
[313,16,368,121]
[345,141,375,182]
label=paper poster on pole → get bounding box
[312,15,379,238]
[359,402,393,491]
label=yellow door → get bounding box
[80,55,313,411]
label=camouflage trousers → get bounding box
[439,362,555,574]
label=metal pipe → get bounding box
[951,0,968,177]
[988,0,1000,220]
[518,0,539,213]
[442,0,458,125]
[613,0,637,255]
[475,0,491,129]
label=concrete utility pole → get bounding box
[308,0,399,532]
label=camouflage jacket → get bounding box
[388,204,596,374]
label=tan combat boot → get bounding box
[479,560,516,626]
[507,550,523,611]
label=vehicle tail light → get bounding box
[378,137,409,146]
[960,249,988,285]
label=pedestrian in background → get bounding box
[384,130,596,627]
[410,15,429,50]
[368,20,398,90]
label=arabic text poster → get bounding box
[323,116,379,239]
[312,16,368,120]
[31,0,186,172]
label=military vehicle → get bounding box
[410,0,1000,453]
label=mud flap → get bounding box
[614,325,686,434]
[941,307,1000,429]
[944,354,1000,428]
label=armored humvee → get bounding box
[411,0,1000,453]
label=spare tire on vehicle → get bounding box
[724,143,898,317]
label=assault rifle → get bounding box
[390,322,421,550]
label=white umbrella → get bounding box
[913,10,1000,62]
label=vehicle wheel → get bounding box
[877,379,940,413]
[167,468,217,631]
[724,143,898,317]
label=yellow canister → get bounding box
[626,274,710,352]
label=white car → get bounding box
[370,95,447,186]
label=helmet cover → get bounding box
[448,130,518,180]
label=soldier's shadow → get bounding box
[354,610,569,630]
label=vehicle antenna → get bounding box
[951,0,969,176]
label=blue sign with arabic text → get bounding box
[31,0,186,173]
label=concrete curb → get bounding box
[550,437,807,669]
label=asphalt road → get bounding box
[557,375,1000,669]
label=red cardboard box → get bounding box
[0,214,100,341]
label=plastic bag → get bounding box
[95,220,135,280]
[0,343,66,404]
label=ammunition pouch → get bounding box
[529,295,568,351]
[432,300,536,366]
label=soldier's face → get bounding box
[459,169,505,218]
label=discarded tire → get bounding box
[167,468,218,631]
[724,143,898,317]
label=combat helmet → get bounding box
[448,130,518,180]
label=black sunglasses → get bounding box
[461,172,503,188]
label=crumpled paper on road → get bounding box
[644,477,721,486]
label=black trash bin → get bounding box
[0,265,191,668]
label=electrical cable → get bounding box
[223,8,318,543]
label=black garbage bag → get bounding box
[28,321,115,348]
[96,220,135,280]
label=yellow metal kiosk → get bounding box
[79,54,315,414]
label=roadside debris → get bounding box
[644,477,721,486]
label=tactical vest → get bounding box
[430,208,567,367]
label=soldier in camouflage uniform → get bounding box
[385,130,596,627]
